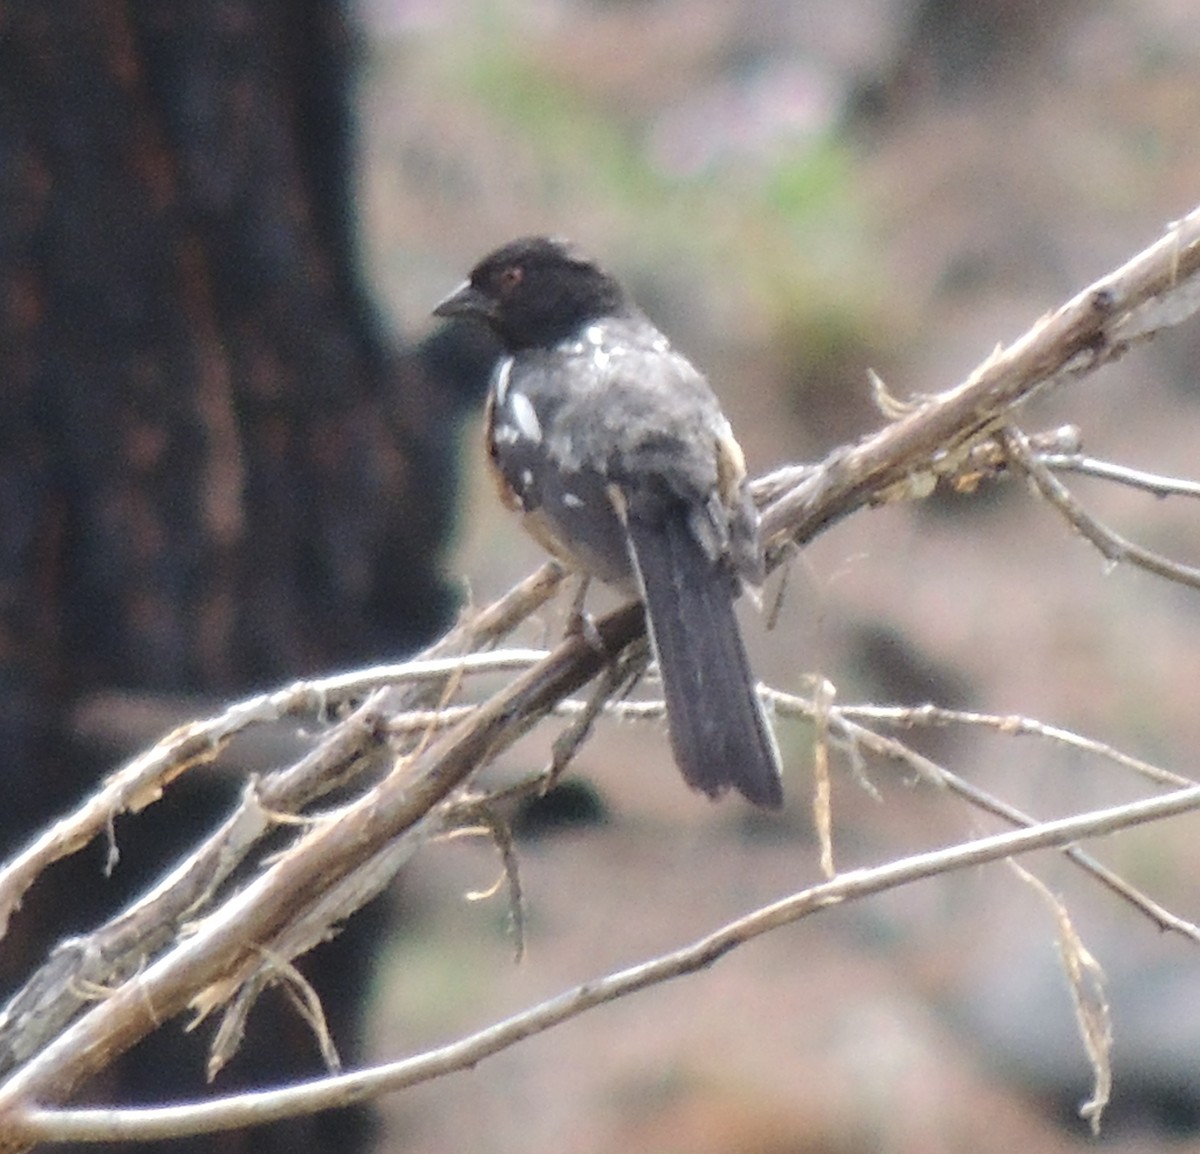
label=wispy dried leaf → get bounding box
[1010,862,1112,1133]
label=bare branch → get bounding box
[758,205,1200,554]
[0,649,532,915]
[13,781,1200,1147]
[1043,452,1200,500]
[1001,426,1200,591]
[765,690,1200,942]
[0,600,643,1133]
[835,702,1196,790]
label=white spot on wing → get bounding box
[493,358,513,406]
[562,492,583,508]
[507,390,543,443]
[583,324,613,370]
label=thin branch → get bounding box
[759,205,1200,556]
[0,635,561,938]
[1000,426,1200,591]
[1043,453,1200,500]
[13,780,1200,1147]
[401,688,1200,941]
[828,714,1200,944]
[762,689,1200,941]
[835,702,1196,790]
[545,693,1195,795]
[0,604,643,1125]
[542,639,651,791]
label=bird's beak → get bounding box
[433,280,494,321]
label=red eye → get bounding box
[496,265,523,293]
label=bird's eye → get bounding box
[496,265,523,293]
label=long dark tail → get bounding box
[625,509,783,809]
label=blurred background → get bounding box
[360,4,1200,1150]
[5,1,1200,1152]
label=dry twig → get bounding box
[12,780,1200,1146]
[5,205,1200,1148]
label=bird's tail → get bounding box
[625,508,783,809]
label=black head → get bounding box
[433,236,629,351]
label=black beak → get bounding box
[433,280,494,321]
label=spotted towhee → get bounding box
[434,237,783,808]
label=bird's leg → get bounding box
[565,575,605,652]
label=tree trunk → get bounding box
[0,3,488,1150]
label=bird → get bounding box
[434,237,783,808]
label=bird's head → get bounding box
[434,236,628,351]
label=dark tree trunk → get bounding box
[0,2,490,1150]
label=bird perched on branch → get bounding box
[435,237,782,808]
